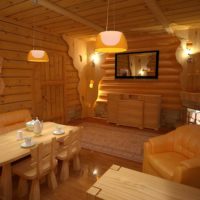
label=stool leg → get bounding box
[73,154,81,171]
[30,179,40,200]
[47,171,57,190]
[60,160,69,182]
[18,178,29,198]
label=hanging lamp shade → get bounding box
[95,31,128,53]
[27,50,49,62]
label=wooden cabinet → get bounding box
[107,93,161,130]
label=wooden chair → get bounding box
[57,129,81,181]
[12,138,58,200]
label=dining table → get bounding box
[0,122,81,200]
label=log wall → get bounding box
[97,34,182,127]
[0,18,81,123]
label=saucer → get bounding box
[21,141,36,148]
[53,129,65,135]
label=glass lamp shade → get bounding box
[27,50,49,62]
[95,31,128,53]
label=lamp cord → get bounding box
[113,0,116,30]
[32,26,35,49]
[106,0,110,31]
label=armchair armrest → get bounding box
[148,131,175,154]
[173,157,200,188]
[180,157,200,169]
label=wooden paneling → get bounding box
[0,18,81,122]
[0,0,199,39]
[97,34,182,123]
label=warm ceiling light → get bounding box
[95,31,127,53]
[27,50,49,62]
[27,5,49,63]
[95,0,128,53]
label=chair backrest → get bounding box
[58,129,81,158]
[30,138,56,178]
[173,124,200,158]
[0,109,32,134]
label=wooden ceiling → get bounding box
[0,0,200,40]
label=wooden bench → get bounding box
[0,109,32,134]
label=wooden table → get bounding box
[0,122,80,200]
[87,165,200,200]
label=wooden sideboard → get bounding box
[107,93,161,130]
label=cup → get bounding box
[56,126,62,133]
[24,136,32,146]
[16,130,23,140]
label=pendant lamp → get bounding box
[95,0,128,53]
[27,25,49,62]
[27,50,49,62]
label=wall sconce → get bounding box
[90,53,100,65]
[185,42,193,63]
[89,80,94,88]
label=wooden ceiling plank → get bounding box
[8,7,48,20]
[34,16,67,26]
[90,11,156,25]
[168,13,200,23]
[53,0,92,8]
[0,1,35,17]
[164,7,200,17]
[158,0,200,8]
[94,16,158,30]
[0,0,25,10]
[65,0,142,14]
[81,5,146,19]
[37,3,152,30]
[36,0,104,31]
[0,21,63,45]
[144,0,173,34]
[21,11,60,25]
[43,20,83,30]
[8,1,60,20]
[56,27,95,34]
[43,11,155,30]
[0,16,61,39]
[46,17,157,34]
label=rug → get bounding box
[79,122,160,163]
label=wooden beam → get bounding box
[130,24,193,32]
[35,0,104,32]
[144,0,174,34]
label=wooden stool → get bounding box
[12,138,58,200]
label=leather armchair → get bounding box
[143,124,200,188]
[0,109,31,134]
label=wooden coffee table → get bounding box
[87,165,200,200]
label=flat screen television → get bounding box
[115,50,159,79]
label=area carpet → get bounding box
[79,122,160,163]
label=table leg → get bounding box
[1,163,12,200]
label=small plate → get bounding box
[21,141,36,148]
[53,129,65,135]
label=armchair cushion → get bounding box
[148,152,187,179]
[143,124,200,188]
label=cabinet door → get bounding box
[117,100,143,128]
[144,103,160,130]
[107,94,119,123]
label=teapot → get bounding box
[33,117,43,135]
